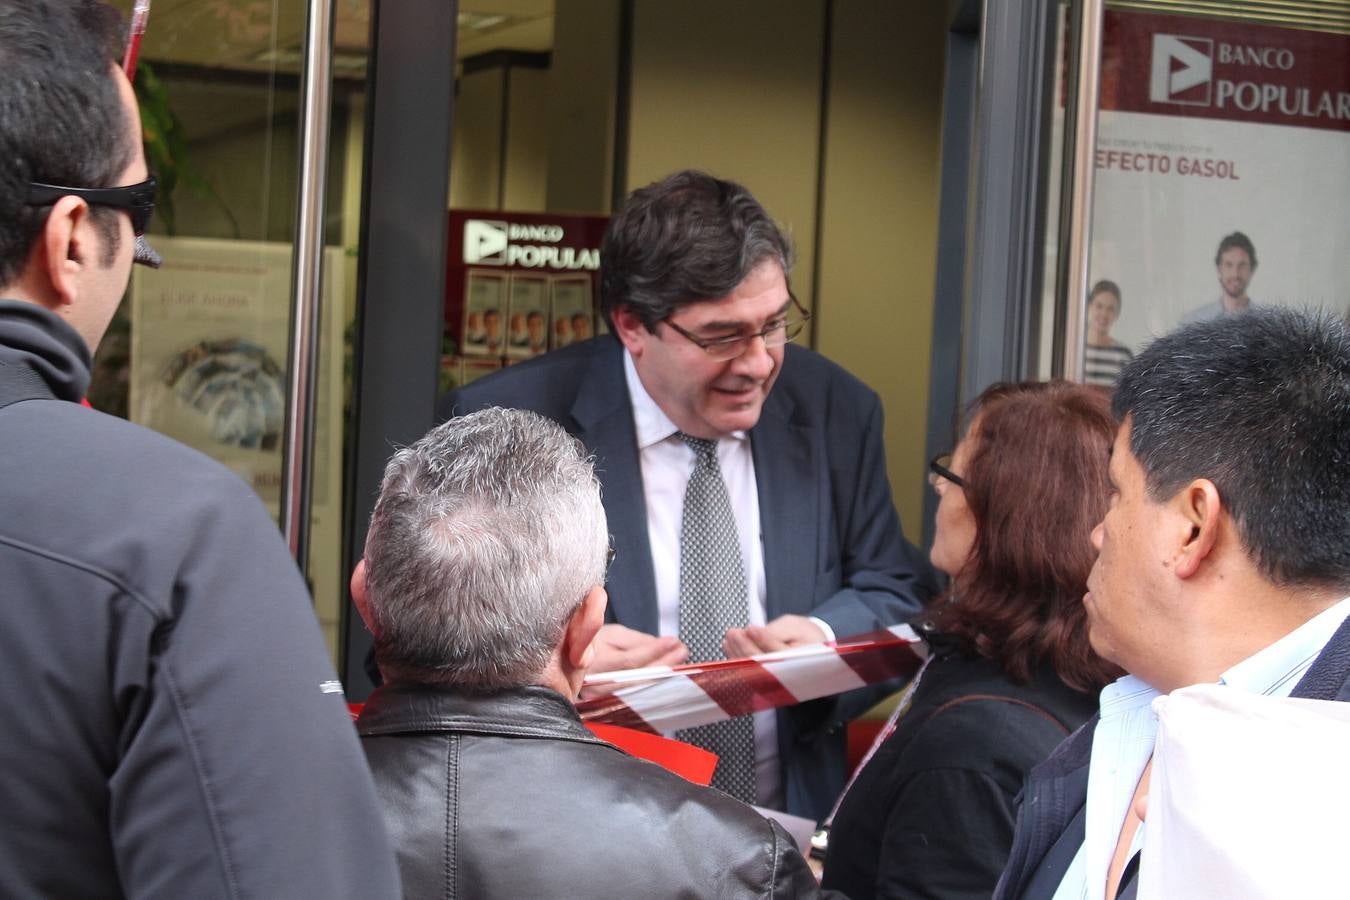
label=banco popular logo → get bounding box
[1150,34,1214,106]
[464,219,509,265]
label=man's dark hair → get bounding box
[1213,231,1257,269]
[599,169,794,329]
[1088,279,1122,310]
[1114,308,1350,589]
[0,0,132,286]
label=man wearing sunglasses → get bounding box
[0,2,397,896]
[437,169,936,821]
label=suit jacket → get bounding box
[993,611,1350,900]
[437,336,936,819]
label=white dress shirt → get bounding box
[622,350,785,808]
[1052,596,1350,900]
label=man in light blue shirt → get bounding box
[995,308,1350,900]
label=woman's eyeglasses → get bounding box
[927,454,967,490]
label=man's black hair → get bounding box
[599,169,794,329]
[1213,231,1257,269]
[0,0,132,285]
[1114,308,1350,589]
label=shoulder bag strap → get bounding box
[929,692,1072,735]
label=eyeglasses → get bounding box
[605,539,617,578]
[928,453,967,490]
[662,295,812,362]
[27,176,158,237]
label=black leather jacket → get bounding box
[358,682,821,899]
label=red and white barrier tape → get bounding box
[577,624,925,733]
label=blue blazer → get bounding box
[439,336,936,819]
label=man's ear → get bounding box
[39,196,93,307]
[563,586,608,673]
[1173,479,1223,579]
[349,559,377,635]
[609,305,648,356]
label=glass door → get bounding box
[97,0,375,661]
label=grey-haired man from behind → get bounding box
[353,407,822,899]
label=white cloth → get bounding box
[1052,596,1350,900]
[623,350,782,808]
[1141,683,1350,899]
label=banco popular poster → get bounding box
[1085,10,1350,354]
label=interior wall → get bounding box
[449,62,549,212]
[545,0,620,213]
[817,3,948,538]
[449,67,505,209]
[624,0,826,335]
[503,67,549,211]
[151,77,300,242]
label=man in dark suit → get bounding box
[995,309,1350,900]
[437,170,934,820]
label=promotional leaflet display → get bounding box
[1086,11,1350,351]
[443,210,607,390]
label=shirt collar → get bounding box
[621,348,747,450]
[1220,596,1350,696]
[1099,673,1160,720]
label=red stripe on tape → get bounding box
[693,660,797,717]
[837,641,923,685]
[576,694,659,733]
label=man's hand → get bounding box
[590,623,689,674]
[723,614,827,658]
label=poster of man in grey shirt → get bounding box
[1181,231,1258,325]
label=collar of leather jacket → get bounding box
[356,681,613,747]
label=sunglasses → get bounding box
[26,176,162,268]
[27,176,158,236]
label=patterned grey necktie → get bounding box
[675,433,758,805]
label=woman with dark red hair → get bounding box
[821,381,1120,900]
